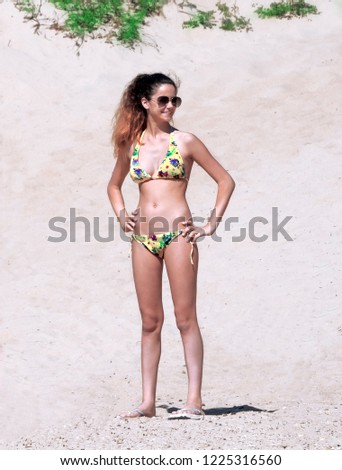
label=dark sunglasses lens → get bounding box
[172,97,182,107]
[157,96,170,106]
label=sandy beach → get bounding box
[1,0,341,450]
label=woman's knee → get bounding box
[140,307,164,334]
[174,307,197,333]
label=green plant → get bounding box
[217,2,252,31]
[116,8,146,44]
[182,9,216,29]
[182,2,252,32]
[15,0,167,47]
[14,0,319,49]
[14,0,39,17]
[255,0,319,19]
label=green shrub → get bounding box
[15,0,166,45]
[14,0,319,48]
[182,2,252,32]
[182,10,216,29]
[255,1,319,19]
[217,2,252,31]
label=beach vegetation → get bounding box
[182,2,252,32]
[14,0,167,47]
[255,1,319,19]
[216,2,252,31]
[182,9,216,29]
[16,0,38,16]
[14,0,319,49]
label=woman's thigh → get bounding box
[131,240,164,321]
[163,235,199,319]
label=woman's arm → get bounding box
[107,149,138,232]
[182,133,236,241]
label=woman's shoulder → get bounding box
[171,129,205,159]
[172,129,200,146]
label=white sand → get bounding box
[1,0,341,450]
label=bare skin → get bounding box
[107,84,235,418]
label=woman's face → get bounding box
[143,84,179,122]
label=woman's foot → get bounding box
[118,405,156,419]
[169,407,205,420]
[169,401,205,420]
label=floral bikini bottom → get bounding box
[131,230,194,265]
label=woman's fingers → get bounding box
[181,226,203,242]
[122,209,142,232]
[188,231,200,241]
[190,231,202,242]
[181,219,192,238]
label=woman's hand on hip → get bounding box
[121,209,138,232]
[181,219,214,242]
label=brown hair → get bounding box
[111,73,179,158]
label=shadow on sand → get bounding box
[202,405,277,416]
[162,404,277,416]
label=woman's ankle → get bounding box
[140,401,156,414]
[185,399,203,410]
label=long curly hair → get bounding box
[111,73,179,159]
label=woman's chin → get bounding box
[162,113,173,121]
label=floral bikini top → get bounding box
[130,130,186,184]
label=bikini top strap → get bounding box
[139,130,146,145]
[134,130,145,151]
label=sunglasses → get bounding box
[151,96,182,108]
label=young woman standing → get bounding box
[107,73,235,419]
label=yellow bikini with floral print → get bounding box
[130,130,193,264]
[130,130,186,183]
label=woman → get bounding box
[107,73,235,419]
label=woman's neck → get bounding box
[144,120,173,138]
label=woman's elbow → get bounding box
[107,181,113,197]
[107,180,119,198]
[224,172,236,192]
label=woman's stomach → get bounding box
[133,181,192,235]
